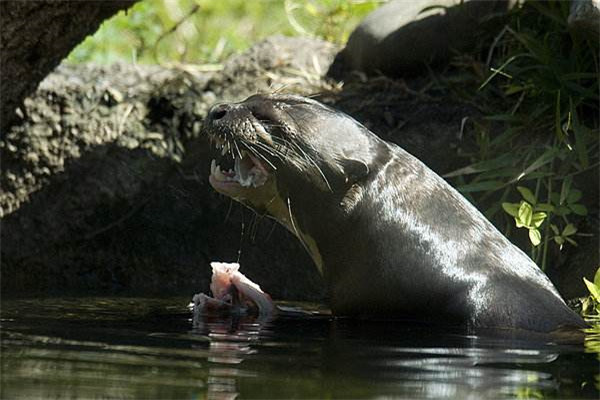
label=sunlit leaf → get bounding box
[594,267,600,287]
[584,278,600,302]
[529,228,541,246]
[531,212,547,228]
[518,201,533,227]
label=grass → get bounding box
[67,0,380,65]
[441,0,599,270]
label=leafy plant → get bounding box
[582,267,600,319]
[502,186,550,246]
[445,0,598,270]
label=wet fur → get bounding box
[203,94,586,332]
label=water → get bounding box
[1,297,598,399]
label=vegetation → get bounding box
[68,0,380,65]
[443,1,598,271]
[582,267,600,321]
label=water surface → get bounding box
[1,297,598,399]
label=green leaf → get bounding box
[566,189,582,204]
[565,237,578,246]
[555,205,572,216]
[483,114,523,122]
[517,186,536,204]
[554,236,565,245]
[505,84,526,95]
[502,202,520,217]
[443,155,515,178]
[569,204,588,216]
[518,201,533,227]
[529,229,542,246]
[478,54,524,90]
[456,180,503,193]
[510,148,557,183]
[531,212,547,228]
[594,267,600,287]
[562,72,600,80]
[555,90,564,141]
[559,176,573,205]
[584,277,600,302]
[550,224,559,235]
[549,192,560,205]
[571,102,590,169]
[562,223,577,236]
[535,203,555,212]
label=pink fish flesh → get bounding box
[190,262,276,316]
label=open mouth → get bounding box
[208,139,270,194]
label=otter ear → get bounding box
[337,158,370,184]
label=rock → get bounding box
[328,0,512,78]
[568,0,600,36]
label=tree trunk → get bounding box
[0,0,137,134]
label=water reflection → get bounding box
[1,298,598,399]
[191,314,272,399]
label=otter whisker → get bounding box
[237,210,245,264]
[249,211,266,243]
[245,144,278,171]
[286,197,301,239]
[250,140,280,158]
[252,140,290,163]
[271,135,332,192]
[287,137,332,192]
[286,196,313,260]
[232,139,243,160]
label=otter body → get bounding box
[202,94,586,332]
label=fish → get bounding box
[190,262,276,316]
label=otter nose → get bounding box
[207,103,231,122]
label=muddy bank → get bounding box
[2,36,592,300]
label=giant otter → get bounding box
[202,93,586,332]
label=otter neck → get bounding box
[283,186,362,278]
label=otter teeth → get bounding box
[220,142,230,156]
[209,154,267,188]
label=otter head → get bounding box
[202,93,381,233]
